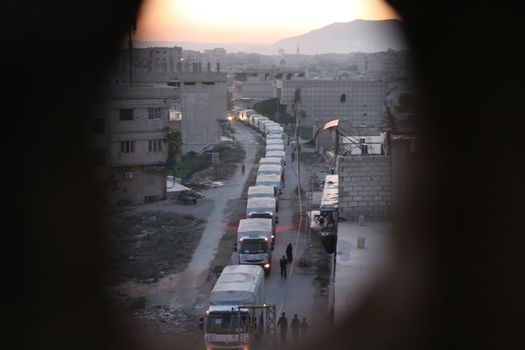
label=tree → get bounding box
[253,98,279,118]
[164,128,182,171]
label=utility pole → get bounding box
[294,88,302,215]
[333,129,339,173]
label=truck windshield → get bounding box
[240,240,268,254]
[206,312,249,334]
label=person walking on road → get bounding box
[291,314,300,342]
[300,317,309,337]
[286,243,293,263]
[241,162,245,175]
[277,312,288,345]
[279,255,288,279]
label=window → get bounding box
[148,108,161,119]
[120,141,135,153]
[148,139,162,152]
[119,109,133,121]
[169,110,182,121]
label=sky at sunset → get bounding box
[134,0,400,44]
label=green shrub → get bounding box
[173,153,209,180]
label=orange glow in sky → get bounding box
[135,0,400,43]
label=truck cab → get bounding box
[204,265,265,350]
[235,218,273,274]
[205,305,253,349]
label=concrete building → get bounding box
[93,85,182,206]
[172,72,228,153]
[233,68,305,107]
[94,70,227,206]
[347,50,411,80]
[277,80,387,128]
[116,46,183,83]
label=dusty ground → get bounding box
[104,138,252,349]
[106,211,206,284]
[105,209,207,348]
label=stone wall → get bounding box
[336,155,391,221]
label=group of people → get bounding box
[279,243,293,279]
[277,312,309,345]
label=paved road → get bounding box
[231,122,328,345]
[164,122,264,308]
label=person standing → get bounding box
[300,317,309,337]
[290,314,300,342]
[286,243,293,263]
[277,312,288,345]
[279,255,288,279]
[241,162,245,175]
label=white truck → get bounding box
[266,126,283,135]
[266,132,283,139]
[255,173,282,196]
[259,156,284,169]
[246,197,278,236]
[265,150,286,166]
[264,122,282,135]
[265,138,284,146]
[265,144,285,152]
[235,218,274,274]
[257,164,282,177]
[204,265,265,350]
[248,185,278,212]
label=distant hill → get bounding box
[269,19,407,54]
[133,19,407,55]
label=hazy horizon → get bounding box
[131,18,407,55]
[134,0,400,44]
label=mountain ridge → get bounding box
[133,19,407,54]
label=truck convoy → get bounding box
[204,265,265,350]
[203,108,287,349]
[235,218,274,274]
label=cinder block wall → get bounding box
[336,155,391,221]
